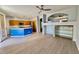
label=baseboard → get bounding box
[10,34,32,37]
[0,37,9,43]
[75,41,79,51]
[77,47,79,51]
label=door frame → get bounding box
[0,12,7,42]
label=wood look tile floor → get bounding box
[0,33,79,54]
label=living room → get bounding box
[0,5,79,54]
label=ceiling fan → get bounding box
[36,5,51,14]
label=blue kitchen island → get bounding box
[9,27,32,37]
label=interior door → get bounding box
[0,14,7,42]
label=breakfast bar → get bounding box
[9,27,32,37]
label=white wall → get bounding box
[76,6,79,50]
[6,16,13,35]
[0,17,2,42]
[36,16,40,33]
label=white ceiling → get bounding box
[0,5,77,19]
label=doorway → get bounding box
[0,14,7,42]
[40,18,42,32]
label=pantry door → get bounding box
[0,14,7,42]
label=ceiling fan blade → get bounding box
[36,5,52,12]
[43,9,51,11]
[41,5,44,10]
[41,5,44,8]
[36,6,41,10]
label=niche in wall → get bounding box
[48,13,68,22]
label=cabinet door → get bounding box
[24,28,32,35]
[0,14,7,42]
[10,29,24,36]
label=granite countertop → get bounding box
[10,27,32,29]
[10,25,32,29]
